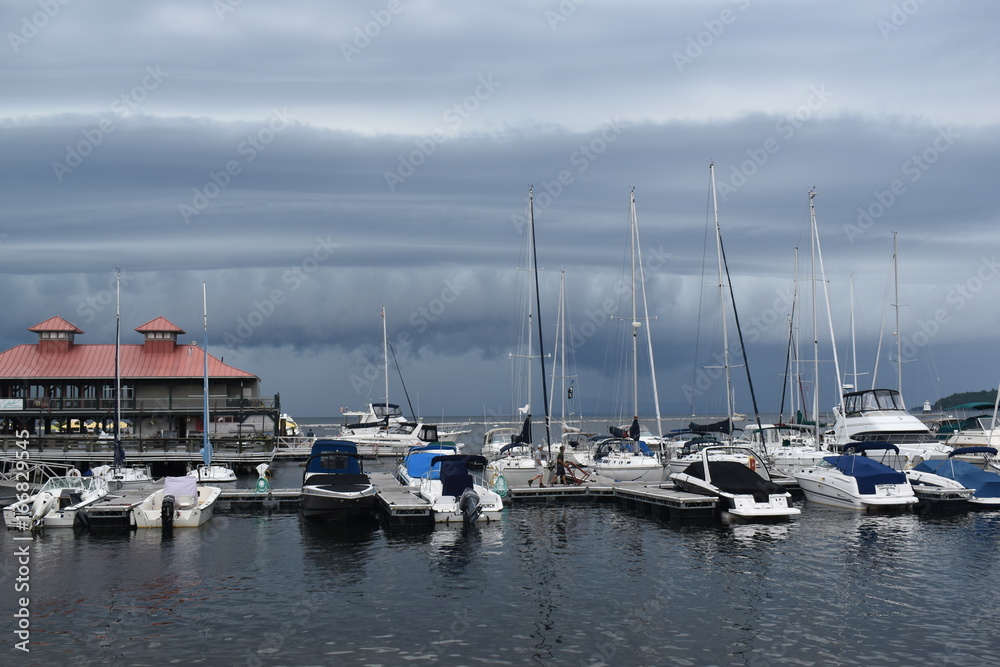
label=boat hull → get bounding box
[301,483,377,521]
[793,472,917,511]
[132,486,221,528]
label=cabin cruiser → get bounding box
[670,445,800,521]
[792,442,918,511]
[829,389,952,467]
[911,447,1000,507]
[300,440,376,521]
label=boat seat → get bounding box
[176,495,198,510]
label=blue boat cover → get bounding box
[913,458,1000,498]
[949,446,998,457]
[403,444,459,480]
[306,440,362,474]
[824,455,907,494]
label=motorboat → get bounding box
[395,442,462,487]
[743,423,829,475]
[3,472,110,530]
[418,454,503,524]
[669,445,800,521]
[89,463,154,490]
[132,476,221,529]
[911,447,1000,507]
[665,437,746,476]
[792,442,918,511]
[589,436,665,482]
[829,388,953,466]
[846,441,974,512]
[300,440,377,521]
[187,463,238,486]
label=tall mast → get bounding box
[202,281,211,467]
[709,164,733,425]
[113,268,124,467]
[631,190,663,438]
[809,190,843,434]
[892,231,903,400]
[528,188,552,451]
[382,305,389,410]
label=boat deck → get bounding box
[80,482,163,530]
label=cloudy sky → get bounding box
[2,1,998,423]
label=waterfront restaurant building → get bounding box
[0,316,282,457]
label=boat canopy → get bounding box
[949,446,998,457]
[403,444,459,480]
[164,476,198,499]
[914,458,1000,498]
[945,402,996,412]
[843,389,905,414]
[682,460,785,502]
[688,418,732,435]
[843,441,900,454]
[824,455,907,494]
[306,440,363,474]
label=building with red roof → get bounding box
[0,316,282,449]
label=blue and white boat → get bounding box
[395,442,461,487]
[301,440,377,521]
[911,447,1000,507]
[418,454,503,524]
[792,442,918,511]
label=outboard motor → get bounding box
[161,494,176,531]
[459,488,481,525]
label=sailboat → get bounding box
[339,307,449,456]
[486,187,556,487]
[188,282,237,486]
[591,190,666,483]
[92,268,153,490]
[827,232,951,466]
[549,270,595,466]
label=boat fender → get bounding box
[67,468,82,477]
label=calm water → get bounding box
[6,419,1000,665]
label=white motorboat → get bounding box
[395,442,462,487]
[418,454,503,524]
[89,464,154,489]
[300,440,376,521]
[912,447,1000,507]
[132,476,221,529]
[665,437,747,476]
[743,423,829,475]
[187,463,238,486]
[670,445,800,521]
[3,473,110,530]
[792,442,918,511]
[829,388,953,467]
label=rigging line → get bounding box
[528,188,553,451]
[690,170,713,416]
[386,337,416,421]
[714,197,764,438]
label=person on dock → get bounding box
[528,443,546,487]
[549,445,567,485]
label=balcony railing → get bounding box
[15,396,277,412]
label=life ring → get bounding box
[67,468,82,477]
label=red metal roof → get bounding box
[0,343,257,380]
[135,317,186,334]
[29,316,84,334]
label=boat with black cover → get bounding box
[301,440,377,521]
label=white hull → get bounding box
[187,464,237,486]
[133,485,222,528]
[418,478,504,524]
[793,471,917,511]
[4,475,109,530]
[486,455,541,487]
[592,454,665,482]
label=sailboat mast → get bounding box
[528,188,552,450]
[709,164,733,425]
[630,191,640,421]
[892,231,903,401]
[382,305,389,410]
[631,191,663,438]
[203,281,211,466]
[809,190,844,429]
[114,268,122,465]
